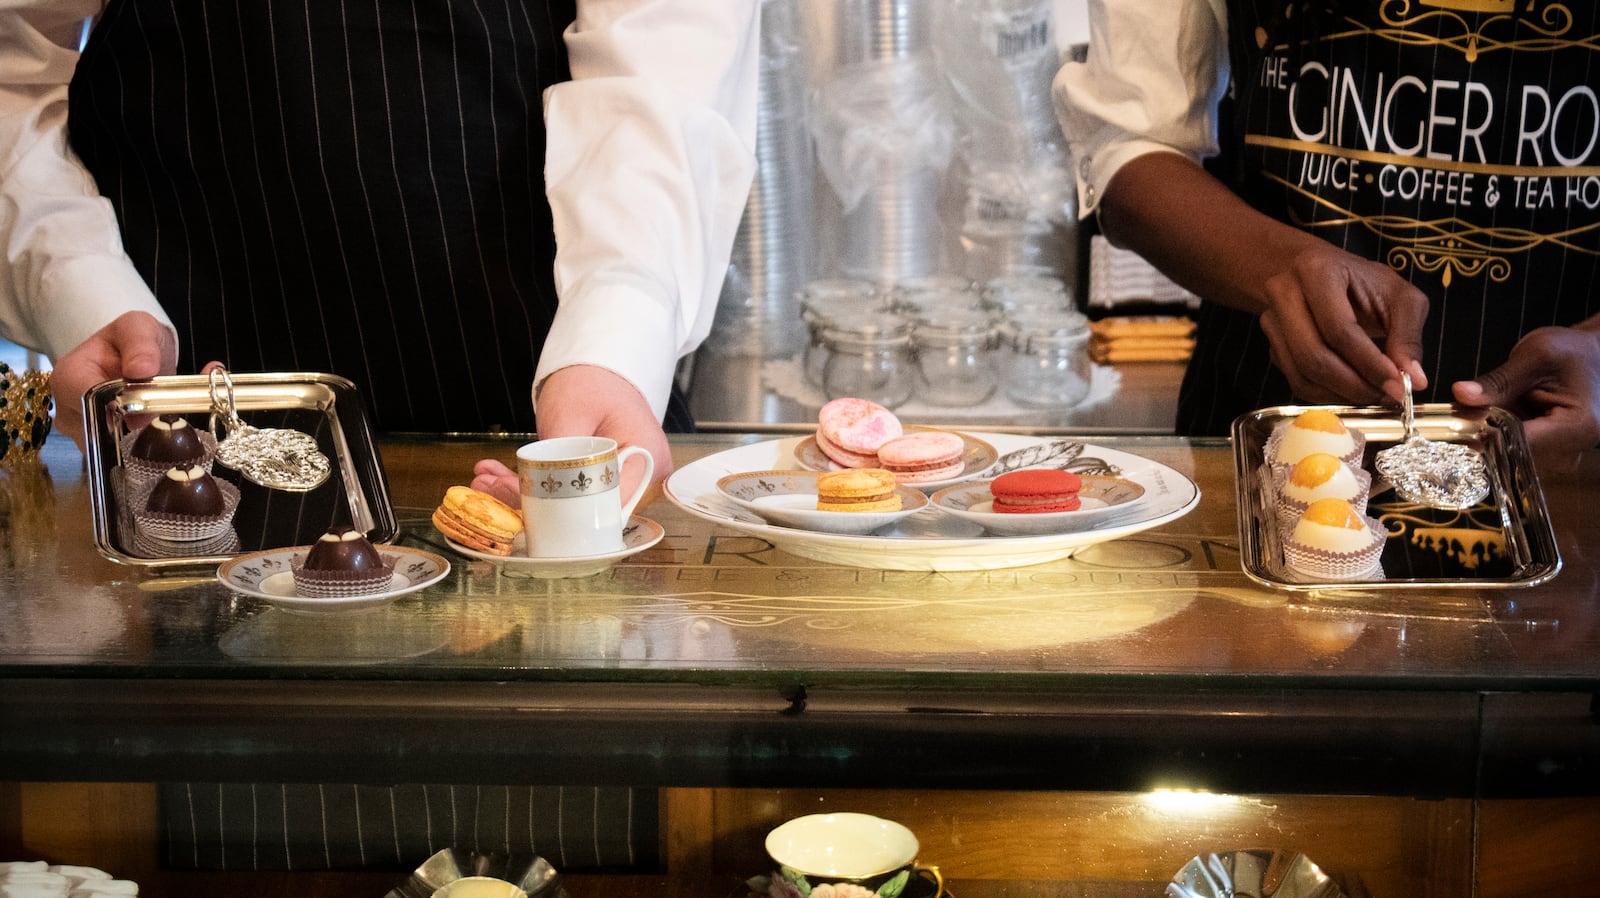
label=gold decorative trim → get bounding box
[1301,1,1592,61]
[1258,167,1600,286]
[1245,134,1600,179]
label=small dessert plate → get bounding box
[931,475,1146,537]
[792,427,998,491]
[444,515,665,578]
[718,470,930,535]
[218,546,450,613]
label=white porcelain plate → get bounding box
[665,435,1200,571]
[792,428,999,490]
[217,546,451,613]
[443,515,664,579]
[717,470,930,535]
[931,474,1148,537]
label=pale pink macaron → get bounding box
[876,430,966,483]
[815,397,903,468]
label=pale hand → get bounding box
[49,312,177,452]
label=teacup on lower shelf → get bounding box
[762,812,943,898]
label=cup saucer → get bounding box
[443,515,664,578]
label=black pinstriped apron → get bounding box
[67,0,660,870]
[1176,1,1600,435]
[68,0,696,435]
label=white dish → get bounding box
[932,475,1146,537]
[444,515,664,578]
[792,428,998,490]
[717,470,929,535]
[665,435,1200,571]
[217,546,451,613]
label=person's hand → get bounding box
[470,365,672,507]
[49,311,178,452]
[1452,325,1600,468]
[1256,243,1431,407]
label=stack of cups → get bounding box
[709,0,815,359]
[810,0,954,283]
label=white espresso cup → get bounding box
[516,436,654,558]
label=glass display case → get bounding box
[3,432,1597,897]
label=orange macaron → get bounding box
[815,468,902,513]
[433,485,523,555]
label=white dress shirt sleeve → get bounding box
[1051,0,1230,218]
[0,0,174,359]
[537,0,759,421]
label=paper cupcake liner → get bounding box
[1272,464,1373,534]
[290,553,398,598]
[1284,516,1387,581]
[121,429,219,491]
[132,526,241,559]
[132,479,240,542]
[1264,423,1366,469]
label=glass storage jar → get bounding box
[996,308,1092,409]
[912,307,997,406]
[820,310,915,408]
[799,280,880,389]
[981,274,1072,318]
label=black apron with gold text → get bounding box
[1178,0,1600,434]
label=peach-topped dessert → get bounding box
[1275,451,1371,528]
[1284,497,1384,580]
[1270,409,1363,466]
[292,527,397,598]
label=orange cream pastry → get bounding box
[1272,409,1361,465]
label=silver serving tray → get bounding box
[1233,403,1560,590]
[85,372,397,571]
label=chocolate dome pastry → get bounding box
[134,464,240,542]
[130,414,208,463]
[292,527,397,598]
[123,414,218,496]
[145,465,226,517]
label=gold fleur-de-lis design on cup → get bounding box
[540,472,562,495]
[571,470,593,492]
[600,465,616,487]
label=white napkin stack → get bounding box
[0,862,137,898]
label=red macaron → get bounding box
[990,469,1083,514]
[876,430,966,483]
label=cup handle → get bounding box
[914,864,943,898]
[616,445,655,519]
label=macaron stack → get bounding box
[815,468,902,513]
[815,397,903,469]
[434,485,524,556]
[990,469,1083,514]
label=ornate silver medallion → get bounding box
[1373,372,1489,509]
[207,368,331,492]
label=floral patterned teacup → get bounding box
[516,436,653,557]
[763,813,943,898]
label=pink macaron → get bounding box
[815,397,903,468]
[876,430,966,483]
